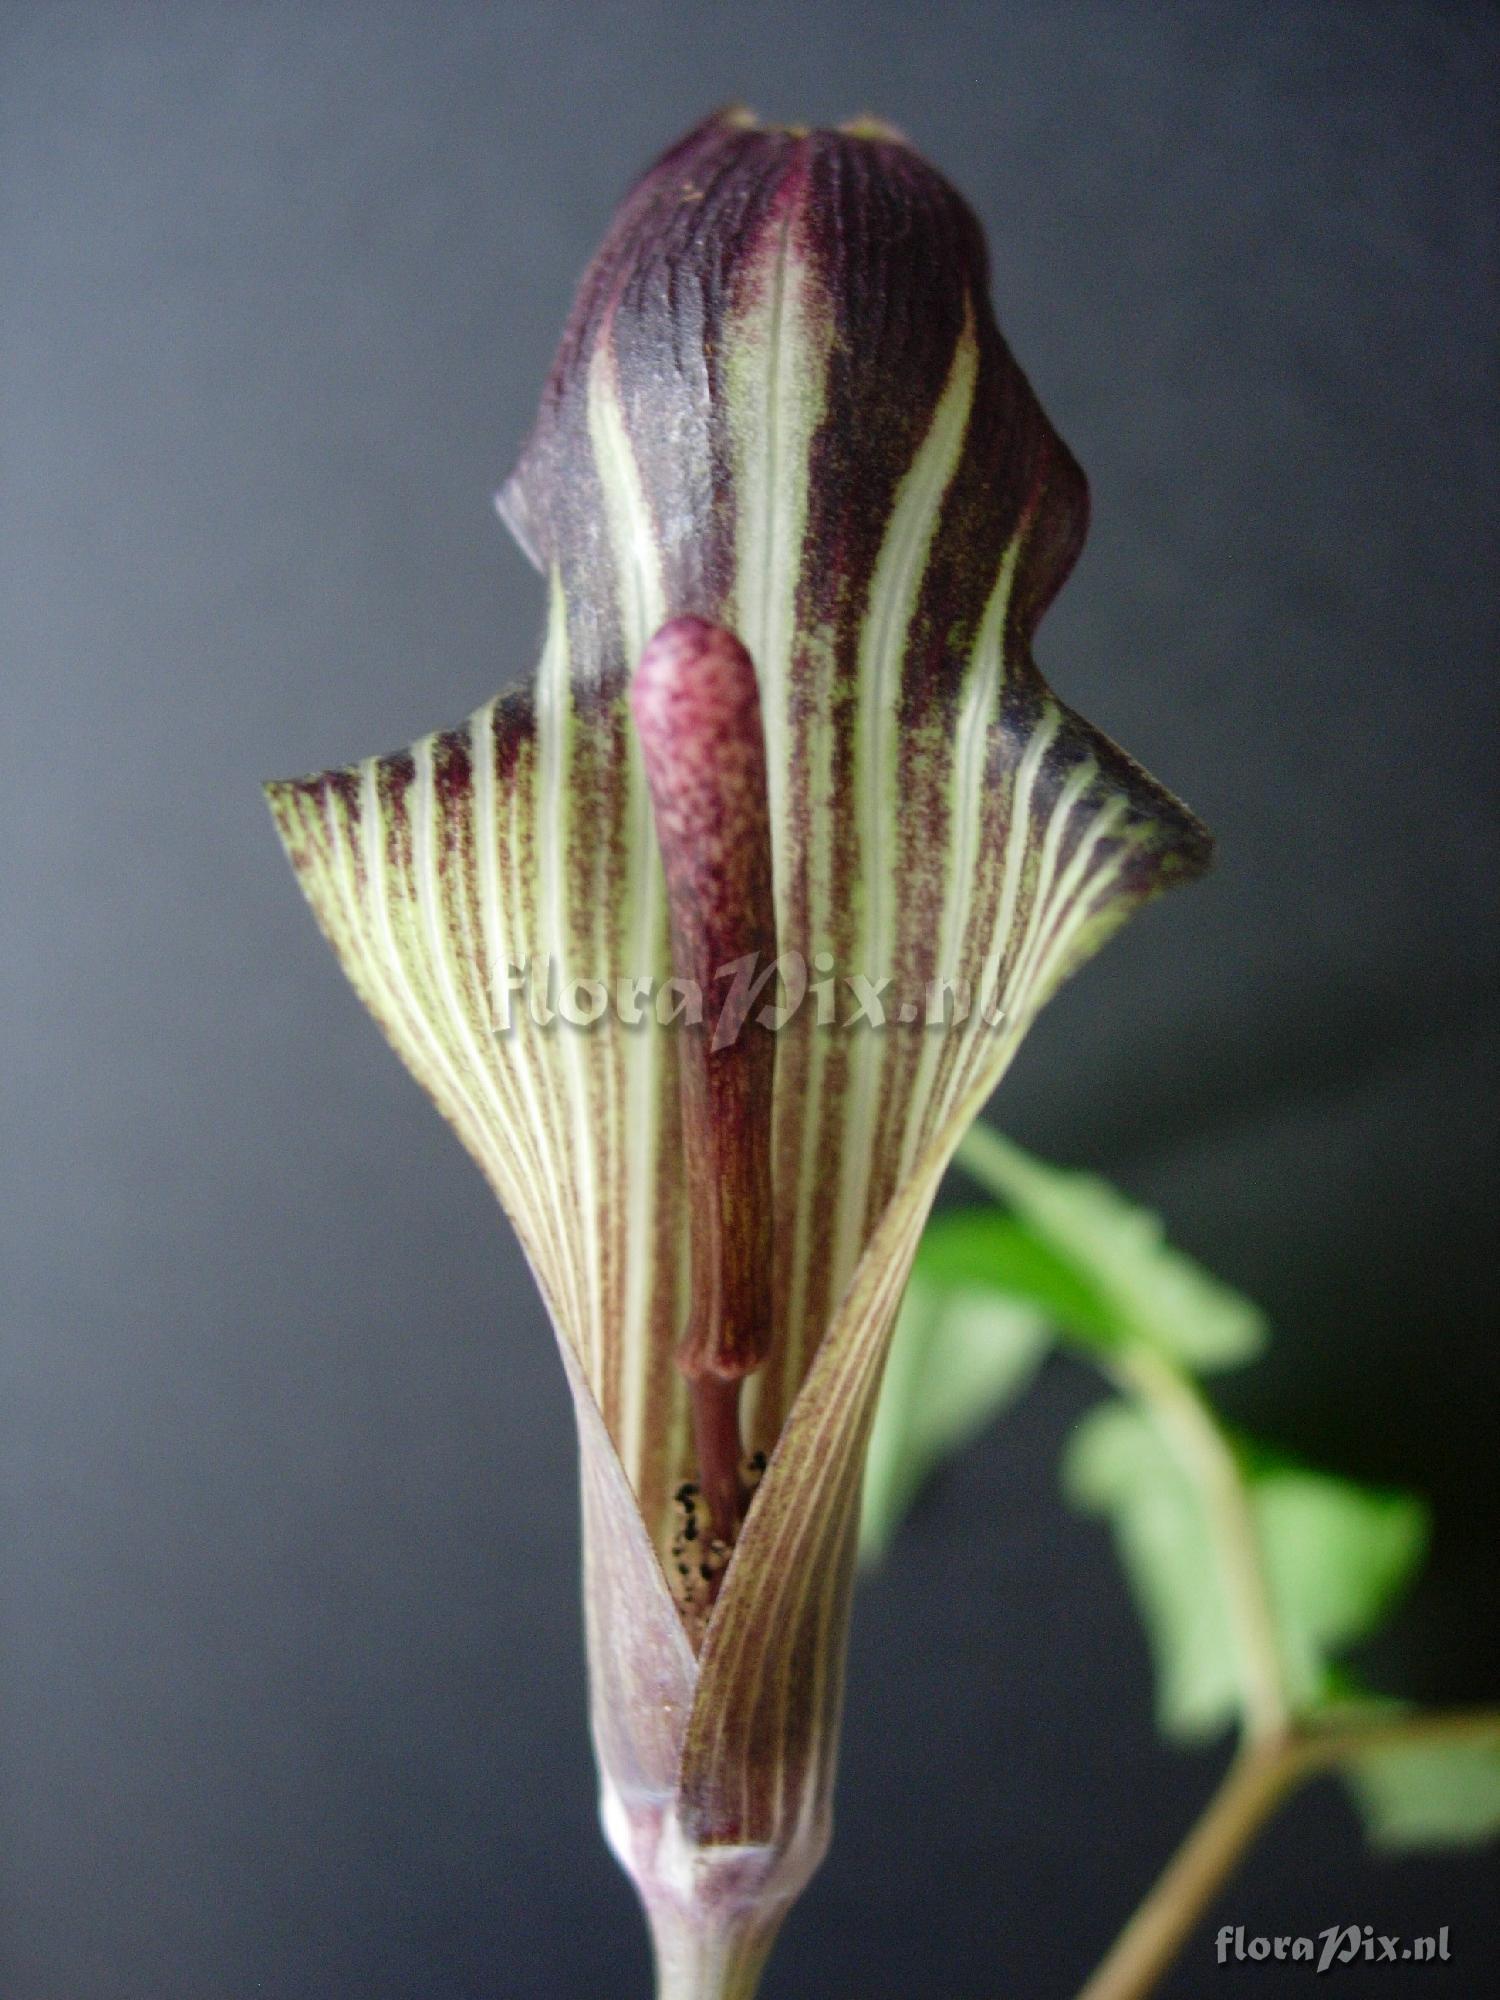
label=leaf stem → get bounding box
[1075,1736,1298,2000]
[1109,1344,1290,1744]
[1074,1707,1500,2000]
[952,1125,1290,1736]
[1295,1705,1500,1768]
[949,1129,1500,2000]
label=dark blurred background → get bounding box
[4,3,1497,1994]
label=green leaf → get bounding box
[1316,1685,1500,1851]
[1250,1457,1430,1712]
[859,1225,1052,1562]
[1346,1733,1500,1851]
[906,1207,1119,1345]
[1064,1401,1429,1738]
[1064,1401,1237,1736]
[858,1124,1272,1557]
[956,1128,1267,1370]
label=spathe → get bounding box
[268,108,1210,1998]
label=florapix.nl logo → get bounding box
[489,951,1010,1048]
[1216,1924,1452,1972]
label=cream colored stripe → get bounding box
[831,318,980,1296]
[470,694,581,1342]
[941,748,1093,1129]
[586,346,672,1495]
[1002,755,1100,1011]
[330,769,486,1176]
[1019,807,1134,1018]
[895,530,1021,1186]
[534,595,605,1390]
[500,749,589,1346]
[358,764,492,1170]
[411,737,515,1180]
[586,342,666,659]
[729,212,822,841]
[726,232,831,1417]
[932,705,1060,1137]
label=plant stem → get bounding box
[1296,1705,1500,1768]
[1076,1736,1299,2000]
[1075,1706,1500,2000]
[952,1125,1291,1737]
[1111,1344,1289,1744]
[645,1898,780,2000]
[949,1129,1500,2000]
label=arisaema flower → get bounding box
[268,108,1211,2000]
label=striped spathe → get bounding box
[267,108,1211,1996]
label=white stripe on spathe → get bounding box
[470,697,579,1341]
[930,703,1060,1139]
[724,226,831,1412]
[1003,753,1101,1019]
[832,313,979,1295]
[895,526,1023,1186]
[534,580,607,1388]
[585,343,673,1497]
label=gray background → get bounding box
[4,2,1497,1994]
